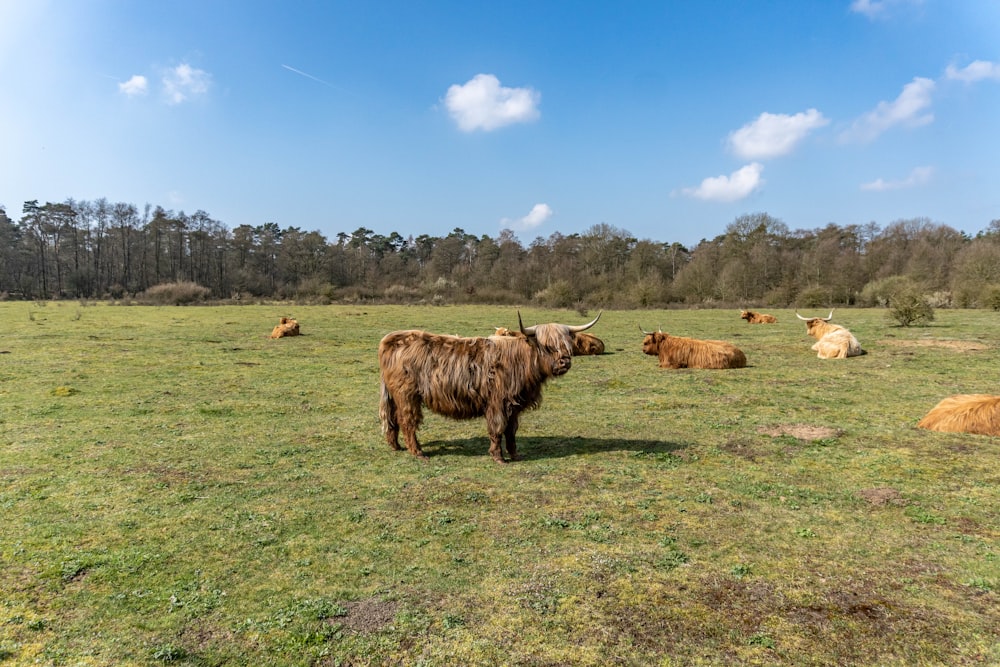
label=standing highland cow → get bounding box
[796,311,864,359]
[640,327,747,369]
[379,312,601,463]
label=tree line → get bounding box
[2,199,1000,309]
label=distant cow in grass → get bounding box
[740,309,777,324]
[270,317,300,338]
[380,312,601,463]
[917,395,1000,436]
[796,311,864,359]
[640,327,747,369]
[494,326,603,356]
[571,332,605,356]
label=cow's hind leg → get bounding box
[379,382,402,450]
[397,399,428,460]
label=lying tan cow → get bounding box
[796,311,863,359]
[640,327,747,369]
[740,309,777,324]
[270,317,300,338]
[917,395,1000,436]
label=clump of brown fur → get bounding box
[740,309,777,324]
[380,313,600,463]
[640,330,747,369]
[917,395,1000,436]
[270,317,300,338]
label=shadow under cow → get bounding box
[410,435,689,461]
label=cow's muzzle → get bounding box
[553,356,572,375]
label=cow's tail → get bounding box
[379,377,397,438]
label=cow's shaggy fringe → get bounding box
[917,394,1000,436]
[379,315,598,463]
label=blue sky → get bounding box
[1,0,998,247]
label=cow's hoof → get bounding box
[491,456,508,464]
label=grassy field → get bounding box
[1,302,997,666]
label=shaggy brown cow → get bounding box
[493,326,604,356]
[270,317,300,338]
[380,312,601,463]
[740,309,777,324]
[796,311,863,359]
[572,332,605,356]
[917,395,1000,436]
[640,327,747,369]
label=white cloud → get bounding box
[849,0,922,19]
[163,63,211,104]
[728,109,829,159]
[945,60,1000,83]
[118,74,148,97]
[501,203,553,230]
[840,76,935,143]
[860,165,933,191]
[680,163,764,202]
[444,74,540,132]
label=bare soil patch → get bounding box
[336,598,400,633]
[882,339,989,352]
[856,487,907,507]
[757,424,841,441]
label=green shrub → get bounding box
[137,281,211,305]
[859,276,916,307]
[982,285,1000,311]
[795,286,833,309]
[887,290,934,326]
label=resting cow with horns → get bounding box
[796,311,864,359]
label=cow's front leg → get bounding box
[488,432,507,464]
[504,414,522,461]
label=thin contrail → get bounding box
[281,64,354,95]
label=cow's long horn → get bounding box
[518,311,536,337]
[567,311,602,334]
[639,325,654,335]
[795,312,808,320]
[822,310,834,321]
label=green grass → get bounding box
[1,303,997,665]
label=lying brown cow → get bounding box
[270,317,300,338]
[740,309,777,324]
[917,395,1000,436]
[571,332,605,356]
[640,327,747,369]
[494,326,604,356]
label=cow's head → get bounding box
[796,311,833,336]
[519,311,601,376]
[740,310,752,321]
[639,326,664,356]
